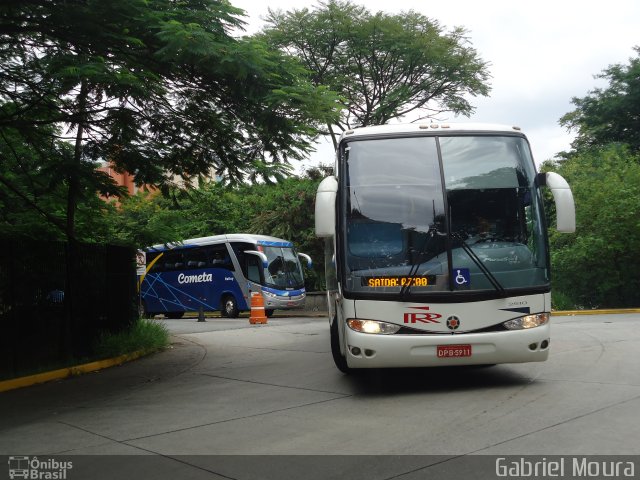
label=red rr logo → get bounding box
[403,306,442,324]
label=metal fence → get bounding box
[0,239,138,380]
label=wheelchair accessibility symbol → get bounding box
[454,268,470,288]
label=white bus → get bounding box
[139,234,312,318]
[315,123,575,372]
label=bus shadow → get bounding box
[347,365,533,396]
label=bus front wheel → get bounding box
[222,295,239,318]
[166,311,184,319]
[330,317,351,374]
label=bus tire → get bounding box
[330,317,351,374]
[166,311,184,319]
[222,295,239,318]
[265,309,274,318]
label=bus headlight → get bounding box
[503,313,549,330]
[347,319,401,335]
[262,290,277,298]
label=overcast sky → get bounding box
[232,0,639,169]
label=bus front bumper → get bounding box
[343,323,551,368]
[263,292,306,310]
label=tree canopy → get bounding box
[544,46,640,308]
[0,0,339,240]
[259,0,491,147]
[560,46,640,153]
[103,168,328,290]
[543,145,640,308]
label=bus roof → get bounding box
[145,233,294,252]
[339,123,526,141]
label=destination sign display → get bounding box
[361,276,436,288]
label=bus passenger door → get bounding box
[245,254,263,292]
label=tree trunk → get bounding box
[63,79,88,359]
[327,123,338,152]
[67,79,89,242]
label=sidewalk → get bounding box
[552,308,640,316]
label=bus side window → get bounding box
[208,244,234,271]
[161,251,184,271]
[186,260,206,268]
[184,249,207,269]
[246,255,262,284]
[230,242,254,276]
[147,253,163,272]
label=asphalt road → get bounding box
[1,313,639,479]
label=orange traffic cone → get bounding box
[249,291,268,324]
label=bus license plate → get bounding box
[437,344,472,358]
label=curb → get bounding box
[552,308,640,316]
[0,350,146,394]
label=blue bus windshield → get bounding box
[261,246,305,290]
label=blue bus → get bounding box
[138,234,312,318]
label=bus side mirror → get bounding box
[538,172,576,233]
[315,176,338,238]
[245,250,268,268]
[298,253,313,269]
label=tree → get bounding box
[103,167,331,290]
[0,0,339,241]
[101,192,192,248]
[543,145,640,308]
[560,46,640,153]
[0,124,120,241]
[260,0,491,148]
[246,169,328,290]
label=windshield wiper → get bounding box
[399,224,444,298]
[451,231,506,296]
[400,201,447,298]
[399,249,423,298]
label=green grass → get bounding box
[0,319,170,382]
[551,290,577,311]
[95,318,170,359]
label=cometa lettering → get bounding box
[178,273,213,284]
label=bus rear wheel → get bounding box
[221,295,239,318]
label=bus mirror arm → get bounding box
[540,172,576,233]
[298,253,313,269]
[245,250,268,268]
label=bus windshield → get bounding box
[261,246,305,290]
[342,134,548,297]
